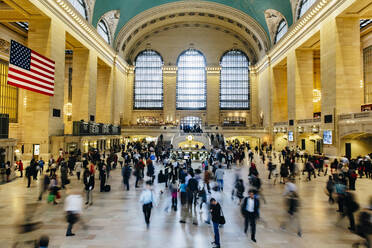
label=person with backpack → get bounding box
[210,198,224,248]
[241,190,260,243]
[281,191,302,237]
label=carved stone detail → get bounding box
[264,9,287,44]
[0,39,10,55]
[99,10,120,44]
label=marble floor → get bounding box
[0,155,370,248]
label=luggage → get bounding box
[104,185,111,192]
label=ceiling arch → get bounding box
[92,0,293,39]
[114,1,272,64]
[126,22,260,65]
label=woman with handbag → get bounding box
[210,198,224,248]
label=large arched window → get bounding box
[177,49,206,110]
[220,50,250,110]
[68,0,88,20]
[297,0,316,19]
[134,50,163,109]
[97,20,110,44]
[274,19,288,44]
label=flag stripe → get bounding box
[8,78,54,95]
[8,40,55,96]
[9,65,54,84]
[30,67,54,80]
[30,61,54,75]
[8,72,54,90]
[31,54,55,70]
[31,50,55,64]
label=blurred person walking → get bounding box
[64,190,84,236]
[337,191,359,232]
[38,174,50,201]
[326,176,335,204]
[139,181,156,228]
[241,190,260,242]
[281,191,302,237]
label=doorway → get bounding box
[345,143,351,159]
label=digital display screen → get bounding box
[323,130,332,145]
[288,131,294,142]
[33,144,40,155]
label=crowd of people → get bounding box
[180,124,203,133]
[11,137,372,248]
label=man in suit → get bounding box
[241,190,260,242]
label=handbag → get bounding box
[219,208,226,225]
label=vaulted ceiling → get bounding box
[92,0,293,39]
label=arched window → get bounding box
[134,50,163,109]
[177,49,206,110]
[220,50,250,110]
[97,20,110,44]
[297,0,316,19]
[68,0,88,20]
[274,19,288,44]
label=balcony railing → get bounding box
[297,118,321,124]
[338,111,372,121]
[273,121,287,126]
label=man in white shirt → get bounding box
[64,190,83,236]
[139,181,156,228]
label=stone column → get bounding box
[113,63,126,125]
[163,67,177,123]
[71,48,97,122]
[271,65,288,123]
[206,67,220,125]
[123,69,134,125]
[320,17,363,155]
[250,69,259,126]
[22,17,65,159]
[96,63,113,124]
[287,50,314,121]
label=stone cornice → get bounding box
[255,0,353,74]
[31,0,129,70]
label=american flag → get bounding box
[7,40,55,96]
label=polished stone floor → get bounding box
[0,154,370,248]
